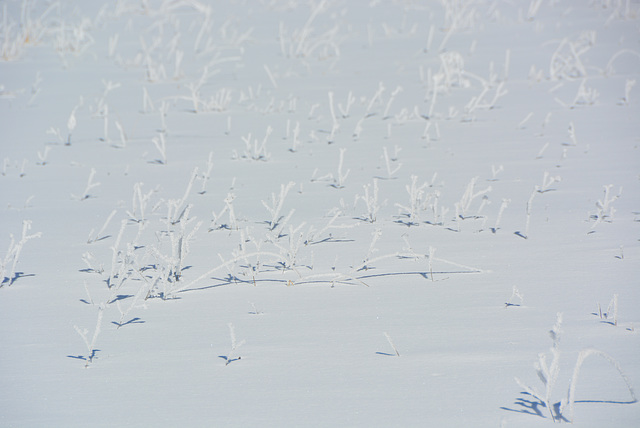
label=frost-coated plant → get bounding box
[382,146,402,179]
[383,332,400,357]
[395,175,428,225]
[537,171,561,193]
[549,32,595,80]
[515,313,564,422]
[620,78,636,105]
[563,348,636,423]
[505,285,524,307]
[598,294,619,326]
[199,152,214,194]
[73,304,105,368]
[210,192,239,231]
[262,181,295,231]
[151,132,167,164]
[457,176,491,219]
[223,323,245,366]
[1,220,42,286]
[356,179,381,223]
[589,184,621,231]
[66,97,83,145]
[87,209,117,244]
[491,198,510,234]
[330,148,350,188]
[74,168,100,200]
[514,313,636,423]
[239,126,272,161]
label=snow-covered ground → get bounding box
[1,1,639,426]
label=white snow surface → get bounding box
[1,0,639,426]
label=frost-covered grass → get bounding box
[1,1,639,426]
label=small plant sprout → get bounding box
[526,0,544,20]
[331,148,350,188]
[240,126,272,161]
[566,122,578,146]
[127,182,154,224]
[517,188,537,239]
[1,220,42,286]
[114,120,127,148]
[620,78,636,105]
[210,192,239,231]
[515,313,563,422]
[75,168,100,200]
[262,181,295,231]
[108,33,119,58]
[327,91,339,141]
[87,209,117,244]
[427,246,441,282]
[395,175,428,225]
[458,176,492,219]
[356,178,381,223]
[81,252,103,275]
[535,141,550,159]
[158,100,169,133]
[37,146,52,165]
[151,132,167,164]
[288,121,301,152]
[590,184,622,231]
[489,165,504,181]
[571,79,599,107]
[338,91,355,118]
[383,332,400,356]
[199,152,214,194]
[383,85,402,119]
[66,97,83,145]
[73,304,105,367]
[27,71,42,106]
[505,285,523,307]
[366,81,385,116]
[142,87,155,113]
[46,126,64,144]
[248,302,262,315]
[223,323,245,365]
[537,171,561,193]
[382,146,402,179]
[598,294,619,326]
[517,112,533,129]
[491,199,510,233]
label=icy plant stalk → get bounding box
[396,175,427,223]
[1,220,42,285]
[383,146,402,179]
[492,199,510,233]
[225,323,246,365]
[383,332,400,356]
[562,349,636,423]
[152,132,167,164]
[77,168,100,200]
[200,152,214,194]
[87,209,117,244]
[74,305,105,367]
[515,313,563,422]
[333,148,350,188]
[262,181,295,231]
[622,79,635,105]
[357,179,380,223]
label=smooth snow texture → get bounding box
[1,1,639,427]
